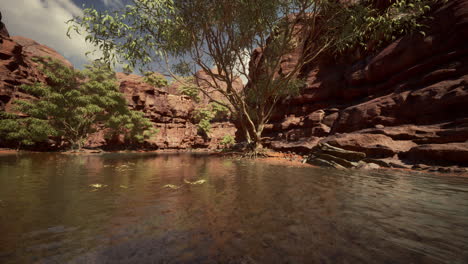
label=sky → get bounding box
[2,0,131,69]
[2,0,250,82]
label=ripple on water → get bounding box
[0,153,467,263]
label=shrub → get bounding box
[193,102,229,135]
[176,76,200,102]
[0,58,156,149]
[220,135,235,148]
[143,71,168,87]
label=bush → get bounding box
[176,76,200,102]
[193,102,229,135]
[220,135,235,148]
[143,71,168,87]
[0,58,156,149]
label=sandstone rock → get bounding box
[11,36,72,68]
[195,68,244,104]
[356,162,381,170]
[0,11,9,38]
[307,158,346,169]
[270,137,321,153]
[305,110,325,125]
[0,31,236,150]
[315,153,358,168]
[321,133,417,158]
[314,142,366,162]
[406,142,468,165]
[362,158,392,168]
[281,115,302,130]
[257,0,468,170]
[311,123,330,137]
[322,112,339,128]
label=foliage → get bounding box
[193,103,229,135]
[324,0,444,55]
[67,0,440,148]
[67,0,317,148]
[176,76,200,102]
[220,135,235,149]
[0,58,156,149]
[0,111,55,147]
[143,71,168,88]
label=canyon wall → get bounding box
[262,0,468,167]
[0,26,235,150]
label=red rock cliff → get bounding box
[261,0,468,167]
[0,23,235,150]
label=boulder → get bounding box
[307,158,347,169]
[269,137,321,153]
[315,153,358,168]
[406,142,468,165]
[314,142,366,161]
[321,133,416,158]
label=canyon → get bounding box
[0,0,467,171]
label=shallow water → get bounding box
[0,152,467,263]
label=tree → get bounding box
[0,58,156,150]
[67,0,440,150]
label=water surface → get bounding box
[0,152,467,263]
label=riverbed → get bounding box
[0,152,467,263]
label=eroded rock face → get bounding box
[0,20,235,150]
[0,18,73,112]
[0,36,46,112]
[108,73,236,150]
[406,142,468,166]
[263,0,468,169]
[0,11,9,38]
[11,36,73,68]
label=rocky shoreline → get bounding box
[1,146,467,176]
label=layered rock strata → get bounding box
[0,27,235,150]
[263,0,468,170]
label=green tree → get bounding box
[322,0,443,57]
[0,58,156,150]
[67,0,440,150]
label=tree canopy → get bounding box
[67,0,441,149]
[0,58,156,149]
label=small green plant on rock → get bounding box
[176,76,200,102]
[143,71,168,88]
[220,135,235,149]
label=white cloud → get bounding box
[2,0,102,69]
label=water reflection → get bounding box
[0,153,467,263]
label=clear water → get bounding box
[0,152,467,263]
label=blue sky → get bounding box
[2,0,131,69]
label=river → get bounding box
[0,152,467,263]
